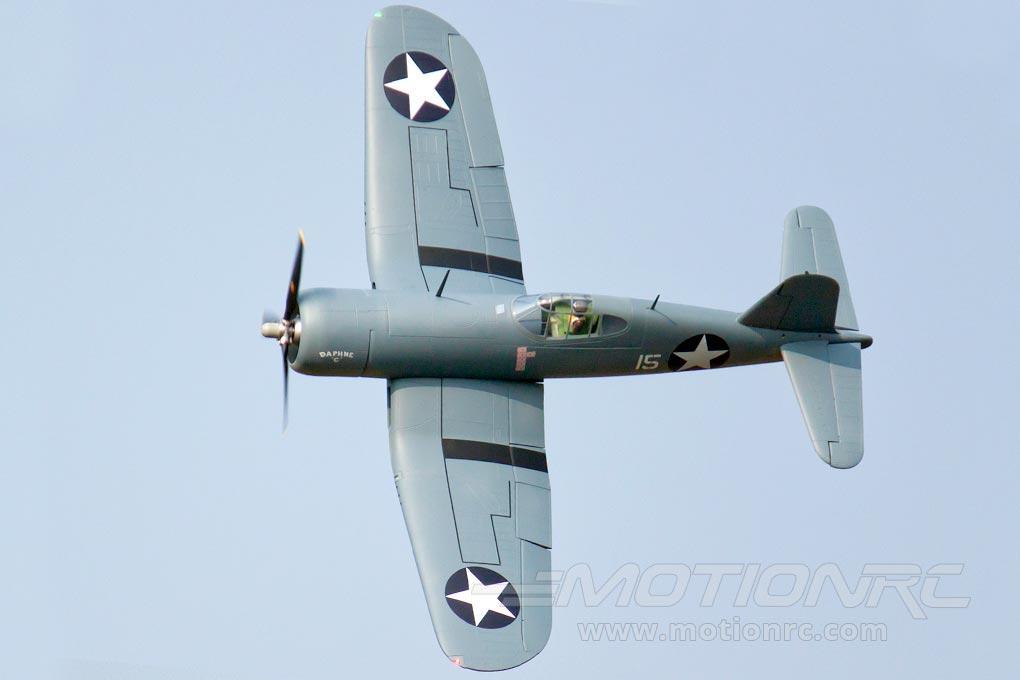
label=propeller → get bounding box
[260,230,305,430]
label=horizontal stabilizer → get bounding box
[783,206,858,330]
[782,340,863,469]
[739,273,839,332]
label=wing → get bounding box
[387,378,551,671]
[365,6,526,295]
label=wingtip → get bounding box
[298,229,306,246]
[823,441,863,469]
[440,633,546,672]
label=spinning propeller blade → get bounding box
[284,231,304,321]
[260,231,305,431]
[282,344,290,431]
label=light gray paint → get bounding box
[365,5,523,295]
[783,205,859,330]
[282,5,876,670]
[388,378,551,671]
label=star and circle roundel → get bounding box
[668,333,730,371]
[444,566,520,629]
[383,51,455,122]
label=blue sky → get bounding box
[2,1,1018,677]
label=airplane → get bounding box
[259,5,872,671]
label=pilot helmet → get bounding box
[571,298,590,314]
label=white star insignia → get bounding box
[384,53,450,119]
[673,334,728,370]
[445,568,516,626]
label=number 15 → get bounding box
[635,354,661,370]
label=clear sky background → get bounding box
[2,1,1018,677]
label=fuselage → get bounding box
[288,288,863,381]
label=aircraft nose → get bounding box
[261,321,285,339]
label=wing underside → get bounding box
[366,6,526,295]
[388,378,552,670]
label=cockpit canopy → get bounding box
[512,294,628,339]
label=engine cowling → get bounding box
[290,288,382,377]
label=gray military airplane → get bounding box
[259,5,871,671]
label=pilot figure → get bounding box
[568,298,591,334]
[548,298,592,337]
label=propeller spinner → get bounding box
[261,230,305,429]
